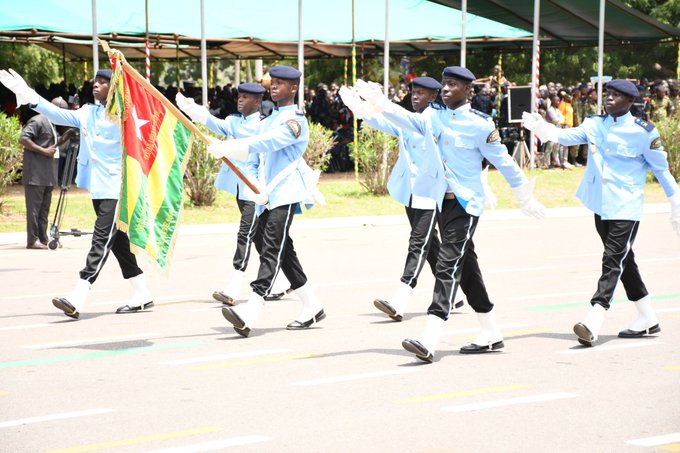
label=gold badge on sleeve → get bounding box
[286,119,301,139]
[486,129,500,143]
[650,138,661,149]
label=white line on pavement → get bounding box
[507,291,591,301]
[0,408,115,428]
[559,341,662,354]
[626,432,680,447]
[92,295,200,306]
[160,349,292,365]
[0,323,51,332]
[656,307,680,313]
[442,392,578,413]
[292,368,419,386]
[0,289,105,301]
[144,435,271,452]
[24,333,161,349]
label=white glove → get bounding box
[0,69,39,106]
[512,178,546,219]
[670,192,680,238]
[338,86,370,119]
[244,179,268,206]
[175,92,210,125]
[207,137,249,162]
[355,79,392,114]
[521,111,558,143]
[481,167,497,210]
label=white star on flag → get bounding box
[131,105,149,141]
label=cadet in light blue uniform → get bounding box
[208,65,325,338]
[355,66,545,362]
[340,78,470,321]
[523,79,680,347]
[0,68,153,319]
[177,83,279,306]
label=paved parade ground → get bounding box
[1,207,679,452]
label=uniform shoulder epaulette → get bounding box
[470,108,491,119]
[429,102,444,110]
[634,117,654,132]
[228,113,243,118]
[295,110,305,116]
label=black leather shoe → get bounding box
[264,288,293,301]
[222,306,250,337]
[212,291,235,306]
[373,299,402,321]
[116,301,154,313]
[286,309,326,330]
[459,340,504,354]
[618,323,660,338]
[52,298,79,319]
[573,322,594,347]
[401,339,433,363]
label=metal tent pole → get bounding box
[200,0,208,106]
[529,0,541,168]
[298,0,305,110]
[91,0,98,77]
[597,0,605,114]
[460,0,467,66]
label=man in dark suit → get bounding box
[19,97,70,249]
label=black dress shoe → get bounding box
[401,339,433,363]
[116,301,154,313]
[212,291,235,305]
[373,299,402,321]
[264,288,293,301]
[286,309,326,330]
[618,323,660,338]
[459,340,504,354]
[52,298,79,319]
[573,322,594,347]
[221,306,250,337]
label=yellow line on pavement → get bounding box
[399,385,530,404]
[195,353,318,370]
[659,444,680,452]
[0,390,8,397]
[666,365,680,371]
[42,426,223,453]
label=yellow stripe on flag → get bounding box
[147,114,179,218]
[124,155,143,224]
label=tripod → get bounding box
[47,146,92,250]
[511,126,532,169]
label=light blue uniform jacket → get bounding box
[383,103,528,216]
[554,112,679,220]
[205,112,260,199]
[33,97,120,200]
[362,111,442,209]
[243,105,313,210]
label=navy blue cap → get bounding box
[411,77,442,91]
[442,66,475,82]
[269,65,302,80]
[606,79,638,98]
[238,82,265,95]
[95,69,112,80]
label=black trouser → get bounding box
[428,198,492,320]
[251,204,307,297]
[79,199,143,283]
[24,184,52,246]
[591,215,648,309]
[233,197,258,271]
[401,206,440,287]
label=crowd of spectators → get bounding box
[2,68,679,175]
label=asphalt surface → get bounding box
[1,206,679,453]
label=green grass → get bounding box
[0,168,670,233]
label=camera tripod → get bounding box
[512,127,532,169]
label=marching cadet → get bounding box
[176,83,287,305]
[0,68,154,319]
[523,79,680,347]
[340,78,489,321]
[207,65,325,337]
[354,67,545,362]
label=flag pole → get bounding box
[100,40,259,194]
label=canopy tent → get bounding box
[431,0,680,47]
[0,0,532,59]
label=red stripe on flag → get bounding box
[123,71,166,176]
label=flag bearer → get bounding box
[207,65,325,337]
[0,68,154,319]
[523,79,680,347]
[354,67,545,362]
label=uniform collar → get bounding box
[245,111,260,120]
[608,111,633,126]
[274,104,296,112]
[449,103,471,114]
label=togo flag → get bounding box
[106,53,193,270]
